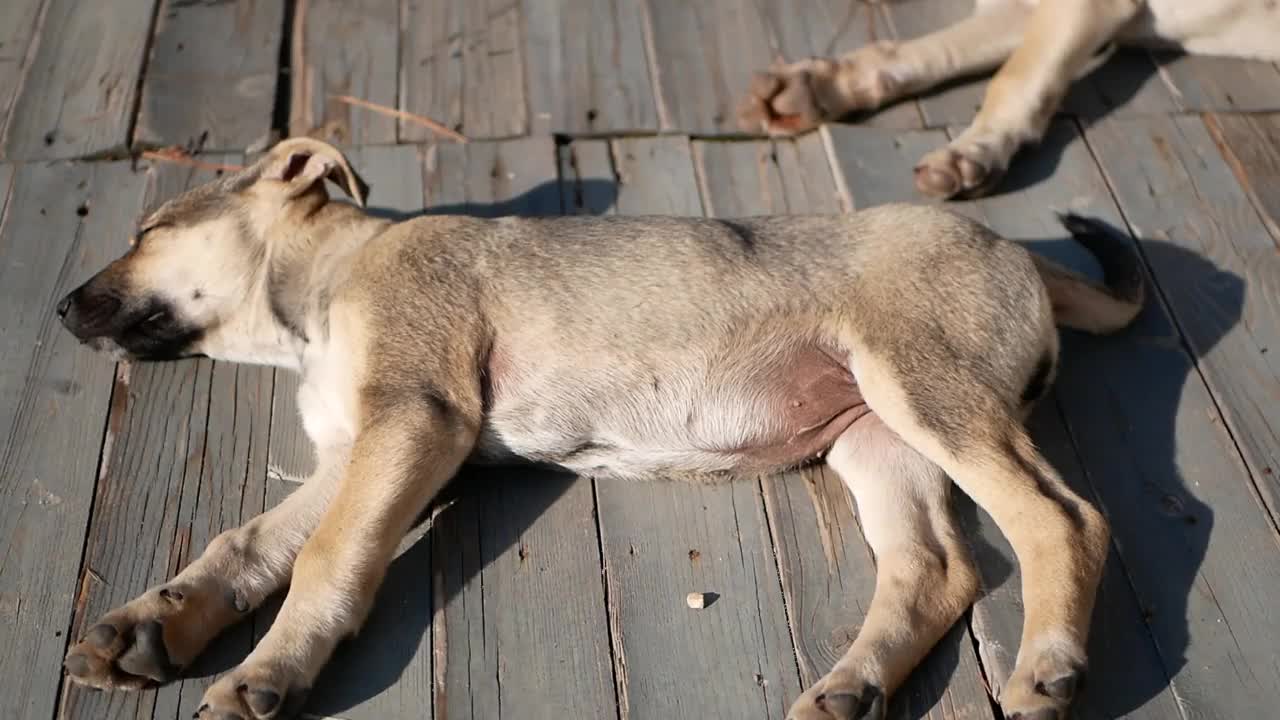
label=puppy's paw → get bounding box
[197,663,310,720]
[738,45,898,136]
[1000,645,1085,720]
[787,667,886,720]
[913,143,1005,200]
[65,581,248,690]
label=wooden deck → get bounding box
[2,1,1280,718]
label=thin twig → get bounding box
[140,148,245,173]
[332,94,469,143]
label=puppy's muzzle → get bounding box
[58,285,123,342]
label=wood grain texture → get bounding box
[820,124,947,210]
[0,0,48,146]
[1206,113,1280,270]
[756,0,922,129]
[945,121,1190,719]
[133,0,282,152]
[522,0,657,135]
[427,138,618,720]
[1155,53,1280,112]
[1105,114,1280,526]
[1077,121,1280,716]
[3,0,158,160]
[401,0,527,141]
[290,0,397,145]
[580,136,802,718]
[0,161,147,720]
[642,0,774,134]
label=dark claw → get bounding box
[1037,671,1080,701]
[116,620,178,683]
[816,685,885,720]
[1008,711,1060,720]
[64,652,93,677]
[245,688,281,717]
[86,623,118,647]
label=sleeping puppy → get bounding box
[740,0,1280,199]
[58,138,1143,720]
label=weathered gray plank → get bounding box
[756,0,922,129]
[945,120,1190,719]
[1077,120,1280,715]
[3,0,158,160]
[1061,50,1182,118]
[0,161,147,720]
[426,138,617,720]
[522,0,657,135]
[1155,52,1280,112]
[643,0,774,134]
[290,0,397,144]
[0,164,12,216]
[820,124,950,211]
[133,0,282,151]
[159,361,274,719]
[0,0,47,145]
[401,0,527,141]
[1098,114,1280,526]
[578,135,802,717]
[1205,113,1280,266]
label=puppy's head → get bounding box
[58,138,368,360]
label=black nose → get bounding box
[56,294,72,318]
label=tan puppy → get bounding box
[58,138,1143,720]
[740,0,1280,199]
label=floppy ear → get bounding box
[260,137,371,208]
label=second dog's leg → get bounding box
[787,416,979,720]
[914,0,1143,198]
[63,449,348,690]
[196,400,475,719]
[738,0,1032,136]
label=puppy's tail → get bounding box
[1035,213,1144,334]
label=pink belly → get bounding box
[726,344,870,472]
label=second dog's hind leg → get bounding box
[914,0,1144,199]
[787,415,980,720]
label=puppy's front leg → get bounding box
[914,0,1143,198]
[195,398,475,720]
[64,449,347,690]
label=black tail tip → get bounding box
[1056,211,1145,305]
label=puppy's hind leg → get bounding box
[851,352,1108,720]
[787,415,979,720]
[738,0,1033,136]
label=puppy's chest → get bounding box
[296,356,361,450]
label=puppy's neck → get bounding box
[262,201,388,365]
